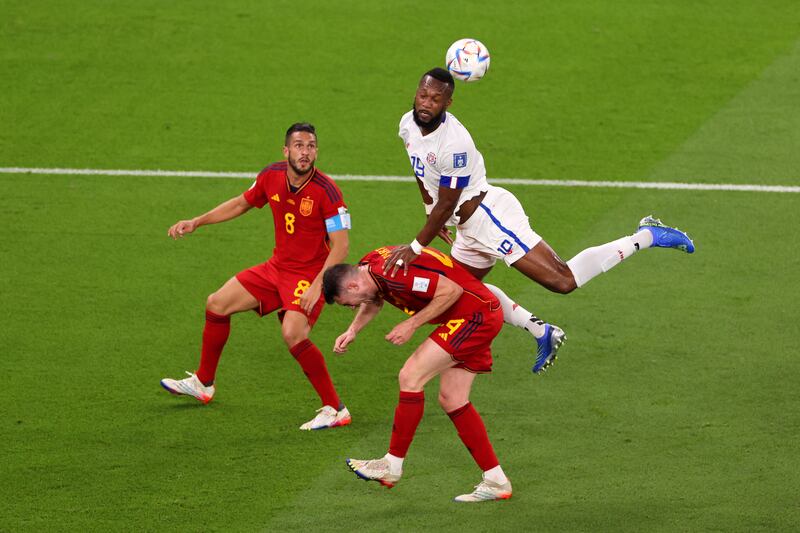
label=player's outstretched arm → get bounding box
[384,186,461,277]
[334,300,383,353]
[167,194,253,239]
[385,276,463,345]
[300,229,349,313]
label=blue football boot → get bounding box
[638,215,695,253]
[533,323,566,373]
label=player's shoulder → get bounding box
[399,110,414,127]
[441,113,476,153]
[309,168,344,203]
[257,160,288,179]
[443,113,473,140]
[399,110,415,139]
[359,246,387,265]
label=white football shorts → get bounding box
[451,185,542,269]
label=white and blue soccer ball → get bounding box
[446,38,491,82]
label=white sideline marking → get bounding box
[0,166,798,193]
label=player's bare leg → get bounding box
[452,256,564,373]
[438,367,512,502]
[516,218,694,291]
[160,277,258,402]
[510,240,578,294]
[347,339,456,487]
[282,310,350,430]
[280,309,312,348]
[206,276,261,315]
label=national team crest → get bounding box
[426,152,437,165]
[299,197,314,216]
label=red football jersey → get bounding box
[359,246,500,323]
[244,162,348,273]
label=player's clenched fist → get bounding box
[168,219,198,239]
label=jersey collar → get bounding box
[285,166,316,195]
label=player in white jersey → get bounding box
[387,68,695,373]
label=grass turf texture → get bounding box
[2,0,800,531]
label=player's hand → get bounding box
[437,227,454,245]
[299,282,322,314]
[168,219,198,240]
[384,245,419,278]
[333,329,356,354]
[385,320,416,346]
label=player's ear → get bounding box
[282,145,289,158]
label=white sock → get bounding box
[484,283,546,338]
[384,452,404,475]
[566,235,639,288]
[632,228,653,250]
[483,465,509,485]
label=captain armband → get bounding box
[325,207,352,233]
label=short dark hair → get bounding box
[422,67,455,96]
[285,122,316,145]
[322,263,357,304]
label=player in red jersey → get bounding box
[160,123,352,431]
[321,246,513,502]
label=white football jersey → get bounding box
[398,110,489,226]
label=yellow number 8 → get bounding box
[285,213,296,234]
[294,279,311,297]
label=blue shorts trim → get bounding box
[477,203,531,254]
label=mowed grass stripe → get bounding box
[1,167,798,193]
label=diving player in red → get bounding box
[161,123,352,431]
[322,246,512,502]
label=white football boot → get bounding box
[453,476,513,502]
[299,405,352,431]
[345,457,401,488]
[160,371,215,404]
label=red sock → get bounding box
[447,402,499,471]
[195,310,231,385]
[388,390,425,458]
[289,339,341,409]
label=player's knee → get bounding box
[281,329,307,348]
[205,292,228,314]
[397,365,423,392]
[545,268,577,294]
[438,390,466,412]
[551,276,577,294]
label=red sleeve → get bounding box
[397,268,439,299]
[317,177,347,219]
[243,169,270,208]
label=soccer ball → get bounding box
[446,39,491,82]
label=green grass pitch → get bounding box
[2,1,799,531]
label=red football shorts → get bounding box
[429,299,503,374]
[235,259,325,326]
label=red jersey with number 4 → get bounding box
[359,246,500,323]
[244,162,348,274]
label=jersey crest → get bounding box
[300,197,314,216]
